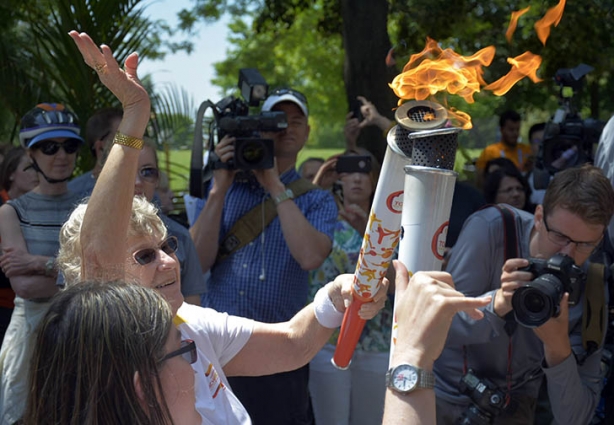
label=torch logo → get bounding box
[386,191,404,214]
[431,221,449,260]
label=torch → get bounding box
[332,100,450,369]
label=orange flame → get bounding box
[506,6,531,43]
[535,0,566,45]
[389,38,495,129]
[484,52,543,96]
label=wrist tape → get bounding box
[313,282,345,328]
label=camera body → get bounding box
[457,370,506,425]
[534,64,605,189]
[214,68,287,170]
[512,253,586,328]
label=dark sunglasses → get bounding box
[139,166,160,184]
[270,88,309,108]
[133,236,178,266]
[35,139,81,155]
[161,339,197,364]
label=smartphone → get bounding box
[350,100,364,122]
[336,155,372,174]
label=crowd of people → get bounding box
[0,29,612,425]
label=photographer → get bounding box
[189,89,337,424]
[433,165,614,425]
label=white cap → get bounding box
[262,89,308,117]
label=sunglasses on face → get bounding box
[133,236,178,266]
[139,166,160,184]
[35,139,81,155]
[161,339,198,364]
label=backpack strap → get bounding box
[581,262,606,358]
[216,178,319,263]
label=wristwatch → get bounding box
[273,188,294,206]
[44,257,56,277]
[386,364,435,394]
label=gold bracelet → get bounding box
[113,132,144,150]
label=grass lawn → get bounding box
[161,146,483,193]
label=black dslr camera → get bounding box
[533,64,605,189]
[457,370,506,425]
[511,253,586,328]
[189,69,287,198]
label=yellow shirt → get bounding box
[475,141,533,172]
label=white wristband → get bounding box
[313,282,345,328]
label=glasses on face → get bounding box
[161,339,198,364]
[133,236,178,265]
[139,166,159,184]
[542,214,602,254]
[497,185,524,195]
[270,88,309,108]
[35,139,81,155]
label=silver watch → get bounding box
[386,364,435,394]
[273,188,294,206]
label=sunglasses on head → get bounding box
[161,339,198,364]
[139,166,160,184]
[133,236,178,266]
[270,88,309,108]
[35,139,81,155]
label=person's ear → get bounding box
[534,204,544,230]
[133,371,146,402]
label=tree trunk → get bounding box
[340,0,399,162]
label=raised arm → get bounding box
[68,31,150,280]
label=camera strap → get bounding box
[580,262,606,364]
[463,204,519,408]
[216,178,319,263]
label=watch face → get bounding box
[392,364,418,392]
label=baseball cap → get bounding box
[262,88,309,117]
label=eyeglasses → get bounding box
[35,139,80,155]
[270,88,309,108]
[542,214,602,254]
[133,236,178,265]
[139,167,160,184]
[497,185,524,195]
[161,339,197,364]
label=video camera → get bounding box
[189,68,287,198]
[511,253,586,328]
[533,64,605,189]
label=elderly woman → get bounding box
[64,31,387,424]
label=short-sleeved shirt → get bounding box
[195,170,337,323]
[475,141,533,172]
[175,302,254,424]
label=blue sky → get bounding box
[139,0,230,109]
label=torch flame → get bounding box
[535,0,566,45]
[484,52,543,96]
[506,6,531,43]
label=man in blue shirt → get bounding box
[190,89,337,425]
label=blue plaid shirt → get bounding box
[194,169,337,323]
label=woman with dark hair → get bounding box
[0,146,38,204]
[23,280,201,425]
[483,167,535,212]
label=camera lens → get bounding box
[524,292,545,313]
[240,141,265,164]
[512,274,563,328]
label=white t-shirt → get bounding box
[175,303,254,425]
